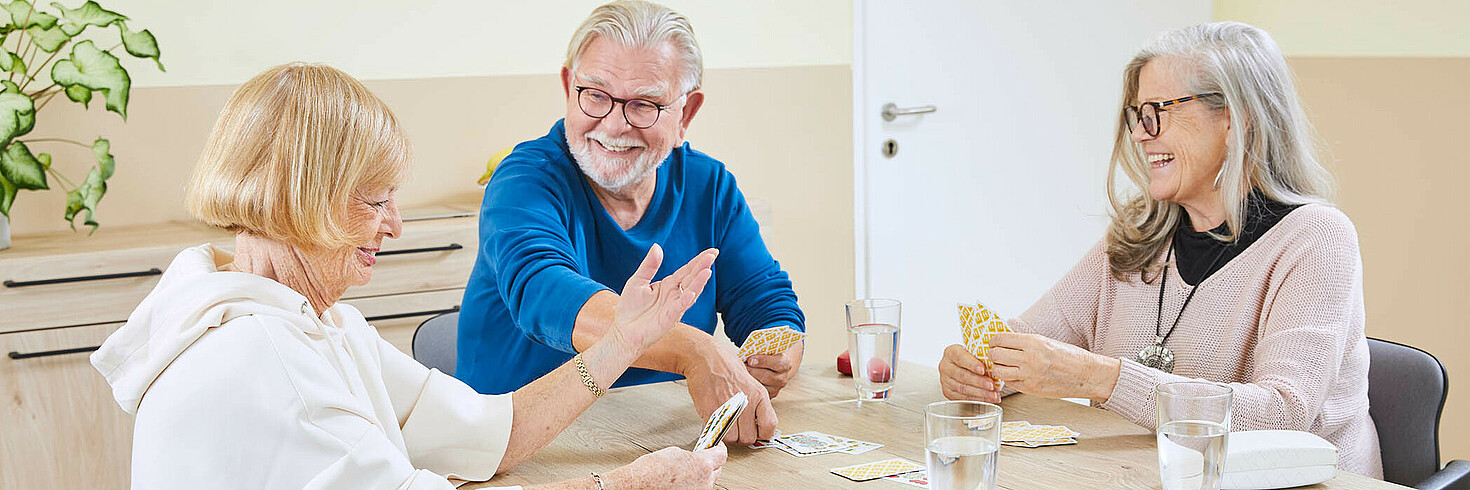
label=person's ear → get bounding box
[675,91,704,144]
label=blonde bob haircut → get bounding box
[564,0,703,94]
[186,62,410,250]
[1104,22,1335,282]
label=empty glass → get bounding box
[1156,382,1234,490]
[924,400,1002,490]
[845,298,900,402]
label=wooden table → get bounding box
[472,362,1403,489]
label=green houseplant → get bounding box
[0,0,162,250]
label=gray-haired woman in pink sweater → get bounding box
[938,22,1382,477]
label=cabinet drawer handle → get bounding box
[4,268,163,288]
[375,243,463,257]
[8,345,101,360]
[365,305,460,322]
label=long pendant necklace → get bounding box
[1137,240,1230,373]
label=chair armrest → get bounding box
[1416,459,1470,490]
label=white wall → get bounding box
[100,0,852,87]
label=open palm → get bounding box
[614,244,718,350]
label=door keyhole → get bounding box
[882,139,899,158]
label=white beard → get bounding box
[568,131,671,194]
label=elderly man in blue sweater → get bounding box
[456,0,804,445]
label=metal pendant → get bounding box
[1136,341,1175,373]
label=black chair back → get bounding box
[1367,337,1449,486]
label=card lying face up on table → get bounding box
[736,325,804,360]
[957,301,1012,371]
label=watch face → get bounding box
[694,392,748,450]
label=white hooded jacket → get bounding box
[91,244,517,489]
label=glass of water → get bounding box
[1156,382,1233,490]
[924,400,1002,490]
[845,298,900,402]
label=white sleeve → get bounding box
[378,337,516,483]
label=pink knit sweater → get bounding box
[1011,203,1383,477]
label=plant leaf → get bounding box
[0,79,34,145]
[0,49,11,71]
[2,1,58,30]
[51,0,125,36]
[63,164,104,231]
[0,172,15,217]
[91,136,110,179]
[4,51,23,74]
[117,22,161,71]
[50,40,128,119]
[0,140,46,189]
[64,83,88,105]
[24,23,68,52]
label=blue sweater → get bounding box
[455,120,805,394]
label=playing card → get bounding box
[737,326,805,359]
[958,302,1012,370]
[1002,424,1079,442]
[1003,437,1078,448]
[831,458,926,482]
[774,431,843,454]
[773,442,836,457]
[883,469,930,488]
[825,434,883,454]
[694,392,748,450]
[748,430,782,450]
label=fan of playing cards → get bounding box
[736,325,804,360]
[693,392,747,451]
[958,301,1012,371]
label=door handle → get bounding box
[881,102,937,121]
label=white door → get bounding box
[855,1,1212,367]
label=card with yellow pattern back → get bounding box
[831,458,926,481]
[736,326,804,360]
[958,302,1012,370]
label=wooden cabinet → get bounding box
[0,206,478,489]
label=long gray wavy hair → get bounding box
[1105,21,1336,282]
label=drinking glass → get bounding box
[845,298,900,401]
[924,400,1002,490]
[1156,382,1234,490]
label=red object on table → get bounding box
[837,350,852,376]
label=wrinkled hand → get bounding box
[745,341,803,398]
[939,344,1002,403]
[613,245,718,352]
[686,346,779,445]
[988,332,1120,402]
[607,445,726,489]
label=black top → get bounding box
[1174,192,1302,286]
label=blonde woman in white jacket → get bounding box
[91,62,725,489]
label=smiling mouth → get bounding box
[1148,153,1175,168]
[592,138,643,154]
[356,247,379,266]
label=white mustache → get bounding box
[587,132,646,149]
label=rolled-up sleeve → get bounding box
[379,338,515,483]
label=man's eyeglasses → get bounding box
[575,86,681,129]
[1123,93,1222,137]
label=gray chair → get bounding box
[1367,337,1470,489]
[413,311,460,376]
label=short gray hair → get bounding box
[564,0,703,94]
[1105,21,1336,280]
